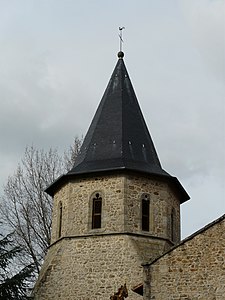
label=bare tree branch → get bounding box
[0,138,81,283]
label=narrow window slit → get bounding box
[92,193,102,229]
[141,194,150,232]
[58,201,62,238]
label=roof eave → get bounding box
[45,168,190,203]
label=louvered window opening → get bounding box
[92,193,102,229]
[142,196,150,232]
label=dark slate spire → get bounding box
[46,52,189,202]
[68,52,169,177]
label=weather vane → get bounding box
[119,27,125,52]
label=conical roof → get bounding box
[68,53,169,177]
[46,52,189,203]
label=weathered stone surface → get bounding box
[33,173,180,299]
[143,215,225,300]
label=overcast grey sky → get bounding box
[0,0,224,238]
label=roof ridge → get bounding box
[143,213,225,266]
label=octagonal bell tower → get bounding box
[34,51,189,300]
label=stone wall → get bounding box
[50,173,181,245]
[34,172,181,299]
[34,234,165,300]
[124,174,180,244]
[143,215,225,300]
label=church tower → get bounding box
[34,51,189,299]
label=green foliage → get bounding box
[0,232,34,300]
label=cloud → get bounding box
[181,0,225,81]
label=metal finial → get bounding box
[119,27,125,52]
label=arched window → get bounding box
[92,192,102,229]
[141,194,150,232]
[171,208,175,242]
[58,201,62,238]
